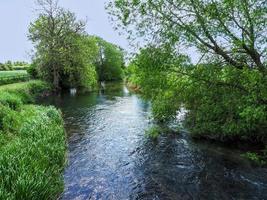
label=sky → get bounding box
[0,0,129,62]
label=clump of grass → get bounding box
[0,91,23,110]
[145,124,181,139]
[146,126,161,139]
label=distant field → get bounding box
[12,65,29,70]
[0,70,28,77]
[0,70,29,85]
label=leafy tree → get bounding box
[60,35,99,89]
[108,0,267,143]
[128,46,267,142]
[107,0,266,71]
[29,0,98,90]
[95,37,124,81]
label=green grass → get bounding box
[0,70,28,77]
[0,80,51,104]
[0,81,66,200]
[0,70,29,85]
[12,65,29,70]
[0,80,49,91]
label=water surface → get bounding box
[42,83,267,200]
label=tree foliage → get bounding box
[29,0,98,90]
[127,45,267,142]
[108,0,266,71]
[109,0,267,143]
[95,37,124,81]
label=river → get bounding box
[42,83,267,200]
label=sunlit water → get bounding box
[41,83,267,200]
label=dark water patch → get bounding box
[40,83,267,200]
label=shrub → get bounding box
[27,64,38,79]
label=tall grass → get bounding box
[0,80,51,104]
[0,81,66,200]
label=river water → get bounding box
[42,83,267,200]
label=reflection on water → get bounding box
[42,83,267,200]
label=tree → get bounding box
[29,0,90,90]
[60,35,99,89]
[128,45,267,142]
[108,0,267,143]
[107,0,266,71]
[94,37,124,81]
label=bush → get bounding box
[241,152,267,166]
[27,64,38,79]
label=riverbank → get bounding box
[0,81,66,199]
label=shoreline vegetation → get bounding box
[0,81,67,199]
[125,79,267,166]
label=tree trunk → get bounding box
[53,67,60,91]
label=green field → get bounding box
[0,70,29,85]
[12,65,29,70]
[0,70,28,77]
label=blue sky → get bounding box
[0,0,128,62]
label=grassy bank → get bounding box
[0,81,66,199]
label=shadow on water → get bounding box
[40,83,267,200]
